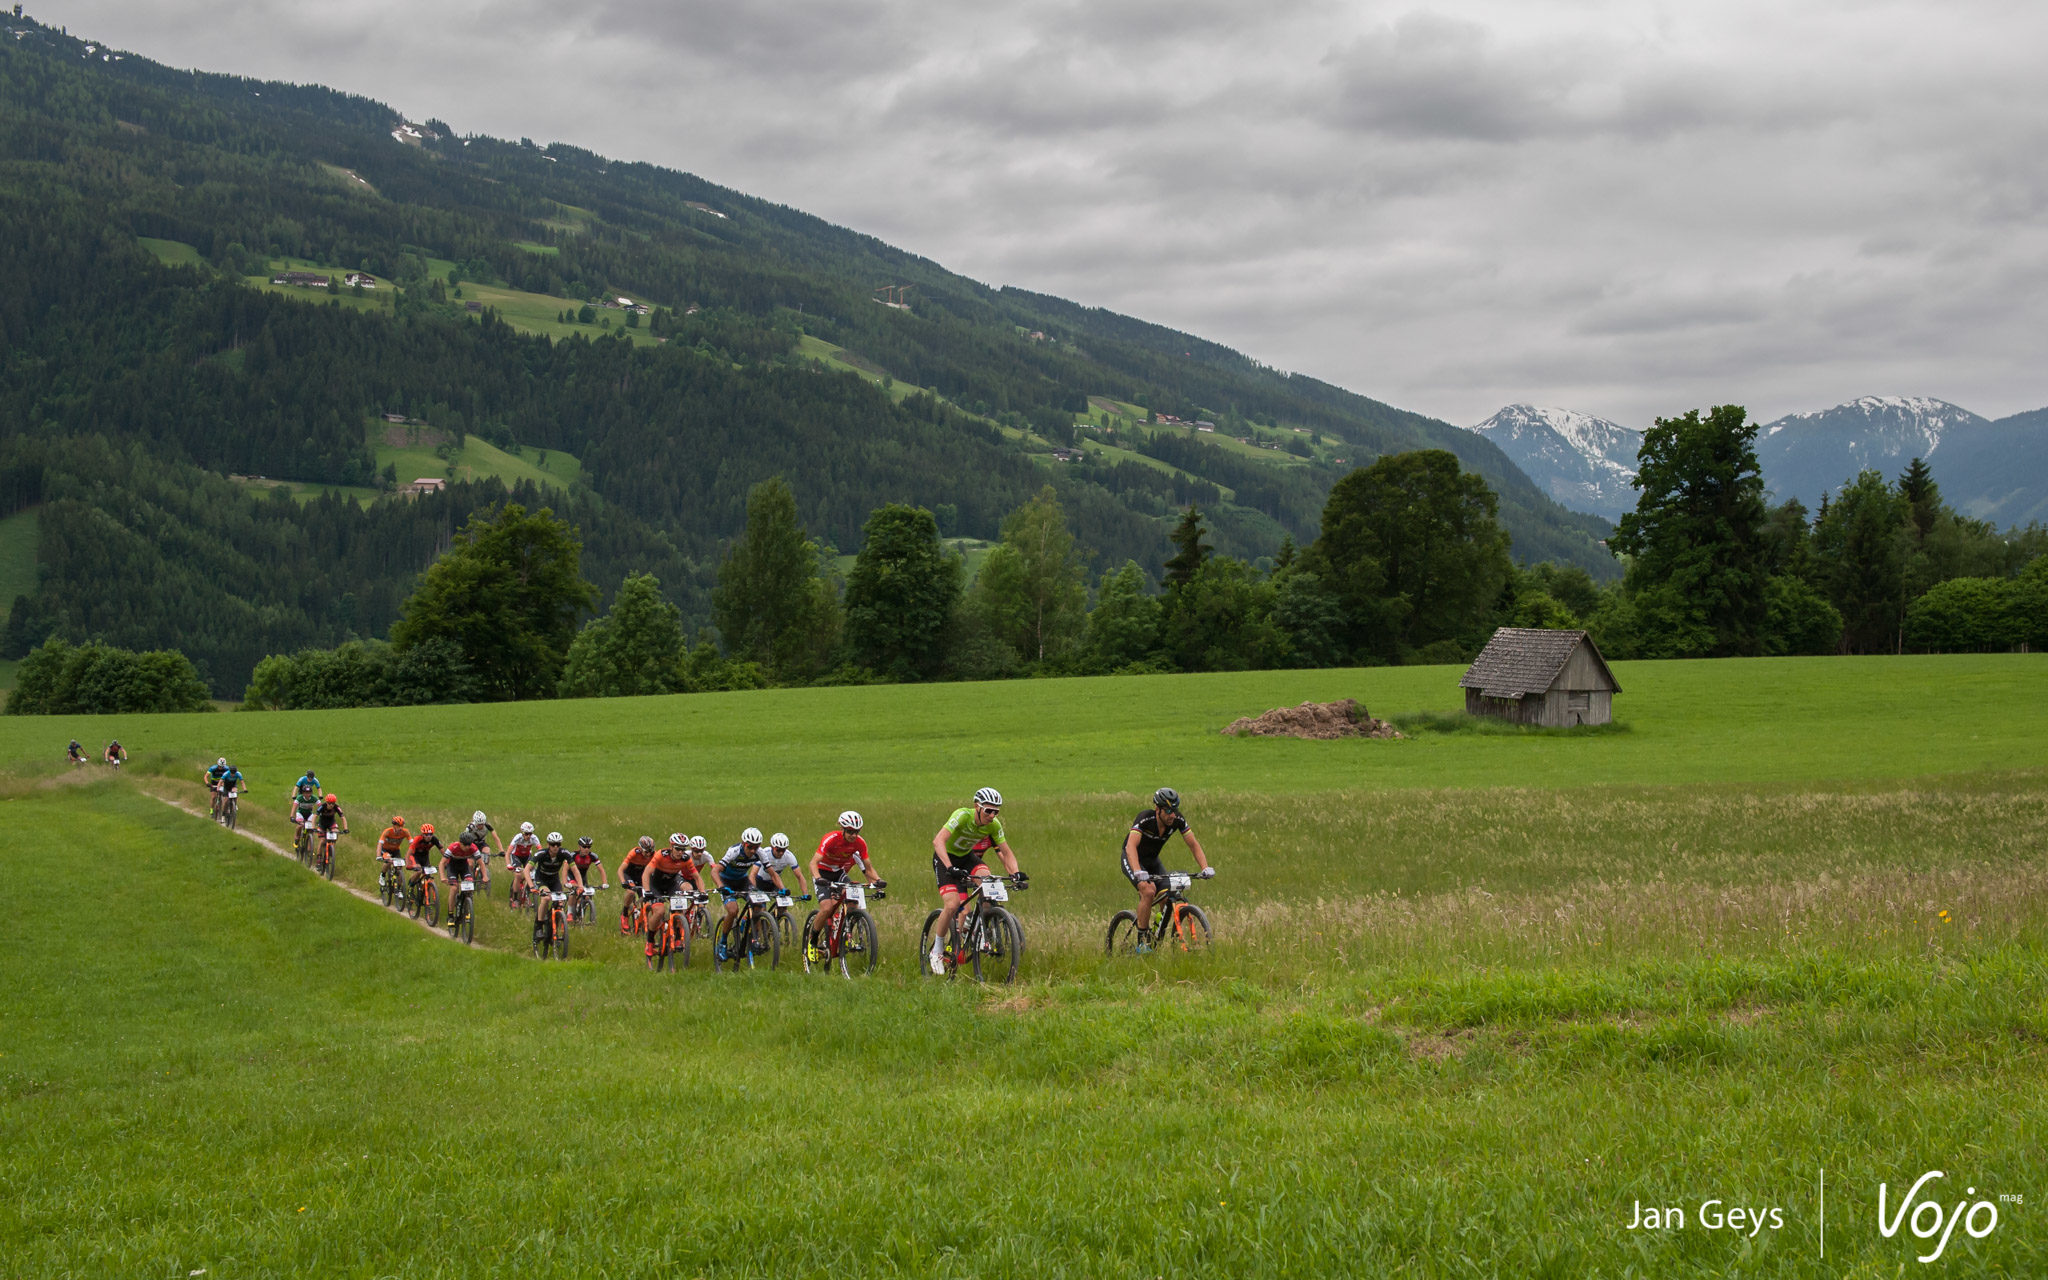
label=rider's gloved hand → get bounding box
[1132,870,1151,882]
[1200,867,1216,879]
[1013,870,1030,889]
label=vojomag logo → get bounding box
[1878,1171,2000,1263]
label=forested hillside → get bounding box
[0,11,1613,691]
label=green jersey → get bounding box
[939,807,1005,860]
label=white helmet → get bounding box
[546,831,562,844]
[669,833,686,848]
[769,832,790,851]
[839,810,863,831]
[687,835,708,852]
[472,810,488,825]
[520,821,535,835]
[741,827,763,846]
[216,757,227,767]
[973,787,1003,809]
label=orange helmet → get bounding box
[391,815,406,827]
[421,822,435,835]
[324,793,337,804]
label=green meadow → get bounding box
[4,656,2045,1276]
[372,424,583,492]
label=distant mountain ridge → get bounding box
[1467,405,1642,521]
[1469,394,2048,528]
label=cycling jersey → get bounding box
[530,844,574,879]
[720,843,775,871]
[206,764,229,786]
[621,847,653,887]
[464,821,496,849]
[444,841,480,874]
[506,832,541,865]
[1125,809,1190,866]
[938,807,1005,861]
[408,832,443,866]
[292,787,319,816]
[646,850,695,896]
[378,826,408,856]
[814,830,871,873]
[570,849,602,873]
[294,773,320,793]
[219,769,244,792]
[313,801,345,832]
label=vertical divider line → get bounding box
[1819,1166,1825,1258]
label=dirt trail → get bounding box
[143,787,492,948]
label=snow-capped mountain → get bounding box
[1468,405,1643,520]
[1755,396,1989,507]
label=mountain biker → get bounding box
[617,836,657,930]
[204,757,230,791]
[807,811,881,965]
[68,740,87,767]
[294,768,321,794]
[463,810,499,893]
[1123,786,1213,951]
[289,778,321,846]
[753,832,812,899]
[312,792,348,852]
[103,740,126,767]
[406,822,442,914]
[506,821,542,899]
[218,761,244,798]
[378,815,410,877]
[714,828,789,951]
[527,832,584,937]
[440,831,484,921]
[929,787,1027,974]
[641,835,702,960]
[570,837,607,889]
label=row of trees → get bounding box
[7,638,212,715]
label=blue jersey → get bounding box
[295,773,321,792]
[221,769,244,790]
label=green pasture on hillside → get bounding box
[371,424,582,492]
[138,236,202,267]
[5,655,2046,1276]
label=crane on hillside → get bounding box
[872,284,913,309]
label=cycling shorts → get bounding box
[1122,852,1166,887]
[814,866,851,897]
[933,854,992,898]
[716,865,755,900]
[621,862,648,889]
[444,855,476,880]
[533,868,565,894]
[647,870,681,897]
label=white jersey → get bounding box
[507,832,541,861]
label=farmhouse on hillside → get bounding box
[398,477,447,497]
[1458,628,1620,727]
[271,270,329,288]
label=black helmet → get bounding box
[1153,787,1180,812]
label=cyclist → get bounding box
[714,828,790,954]
[506,821,542,900]
[462,810,500,894]
[755,832,812,900]
[377,815,410,887]
[406,822,443,915]
[103,740,126,768]
[1122,786,1214,952]
[617,836,657,932]
[68,740,87,767]
[440,830,485,922]
[294,767,321,794]
[527,832,584,939]
[570,837,607,889]
[807,810,882,965]
[218,760,244,800]
[640,834,702,961]
[288,777,321,850]
[929,787,1027,975]
[203,757,231,816]
[311,792,348,855]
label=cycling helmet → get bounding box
[741,827,763,846]
[472,810,488,825]
[769,832,790,851]
[216,756,227,767]
[546,831,562,844]
[421,823,435,835]
[687,835,708,853]
[324,793,337,804]
[668,833,686,849]
[637,835,656,851]
[520,821,535,835]
[576,836,592,848]
[973,787,1003,809]
[391,815,406,826]
[1153,787,1180,812]
[839,810,863,831]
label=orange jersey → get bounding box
[378,826,408,855]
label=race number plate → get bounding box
[982,881,1009,902]
[844,885,865,907]
[552,892,567,903]
[460,880,475,892]
[422,868,437,877]
[775,895,793,910]
[746,891,771,906]
[669,896,689,910]
[1166,873,1192,890]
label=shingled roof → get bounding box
[1458,628,1619,700]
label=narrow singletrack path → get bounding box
[144,786,499,950]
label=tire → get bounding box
[552,909,570,960]
[458,900,474,946]
[1166,903,1212,953]
[800,911,821,974]
[531,913,546,959]
[223,799,237,831]
[712,916,742,973]
[919,909,946,978]
[1000,907,1027,962]
[1105,909,1141,956]
[670,914,690,969]
[776,911,794,952]
[972,908,1020,984]
[840,909,878,977]
[321,844,336,881]
[749,914,780,970]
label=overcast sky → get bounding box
[51,0,2048,426]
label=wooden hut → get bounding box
[1458,628,1620,727]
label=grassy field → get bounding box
[138,235,203,267]
[4,656,2045,1276]
[372,424,583,492]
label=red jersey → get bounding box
[814,830,871,872]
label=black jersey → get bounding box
[531,844,575,878]
[1127,809,1190,862]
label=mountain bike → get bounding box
[920,874,1026,983]
[712,888,780,972]
[1106,871,1212,956]
[569,883,598,926]
[219,787,240,831]
[803,880,885,977]
[208,784,225,823]
[532,889,570,960]
[292,815,313,866]
[768,887,810,951]
[653,890,709,972]
[314,823,345,881]
[447,871,477,945]
[619,884,644,937]
[408,866,439,925]
[378,852,406,907]
[509,862,532,911]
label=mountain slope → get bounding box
[1467,405,1642,520]
[1911,406,2048,525]
[1755,396,1990,507]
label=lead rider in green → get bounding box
[928,786,1028,974]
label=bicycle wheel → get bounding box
[840,910,878,977]
[459,901,474,945]
[800,911,822,974]
[972,909,1020,984]
[918,909,944,978]
[224,799,238,830]
[776,911,794,951]
[670,914,690,969]
[321,844,336,881]
[1105,910,1142,956]
[712,916,743,973]
[552,909,570,960]
[531,912,546,958]
[1167,903,1212,953]
[749,909,778,966]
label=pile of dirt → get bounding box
[1221,698,1404,740]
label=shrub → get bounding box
[6,638,212,714]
